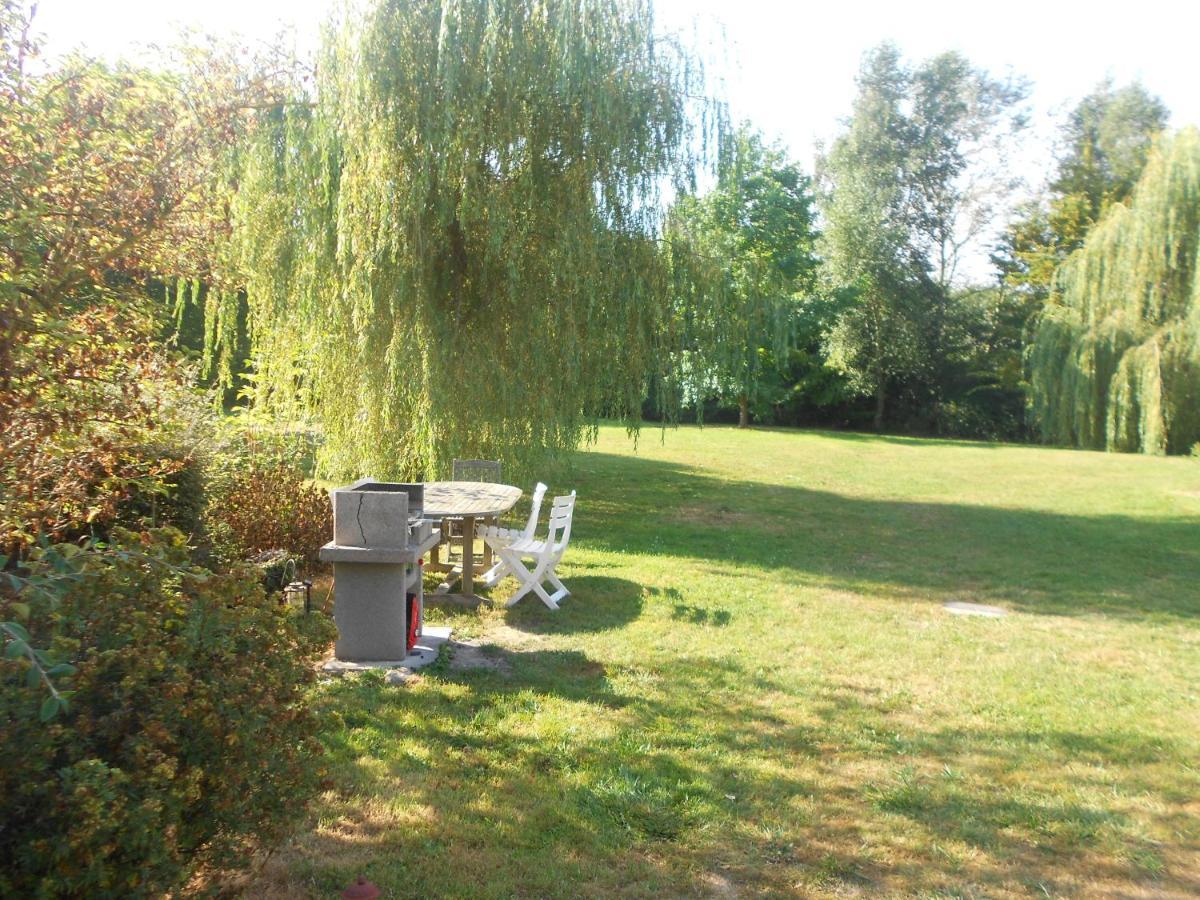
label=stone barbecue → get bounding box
[320,478,442,663]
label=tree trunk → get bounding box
[873,378,886,432]
[737,395,749,428]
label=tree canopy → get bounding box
[995,80,1168,299]
[213,0,721,479]
[818,43,1027,430]
[666,126,818,426]
[1027,127,1200,454]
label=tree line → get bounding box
[675,45,1196,455]
[3,0,1197,476]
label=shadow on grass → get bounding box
[281,651,1197,898]
[724,423,1015,451]
[803,426,1025,451]
[499,575,645,634]
[670,603,732,626]
[569,451,1200,621]
[256,438,1199,896]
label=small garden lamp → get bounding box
[282,576,314,614]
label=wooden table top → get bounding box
[422,481,522,518]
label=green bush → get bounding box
[118,449,207,539]
[0,528,335,897]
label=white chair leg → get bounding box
[524,556,560,610]
[480,559,509,587]
[499,551,564,610]
[498,550,533,606]
[532,581,560,610]
[492,521,576,610]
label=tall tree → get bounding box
[668,126,818,427]
[1027,128,1200,454]
[995,80,1169,299]
[213,0,721,478]
[818,43,1027,430]
[818,45,918,431]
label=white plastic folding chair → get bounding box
[479,482,547,588]
[495,491,576,610]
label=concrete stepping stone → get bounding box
[943,601,1007,618]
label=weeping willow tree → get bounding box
[210,0,720,478]
[1028,128,1200,454]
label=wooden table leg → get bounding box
[461,515,476,598]
[483,516,494,568]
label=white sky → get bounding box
[32,0,1200,279]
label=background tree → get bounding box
[213,0,722,479]
[817,44,920,431]
[990,81,1169,450]
[668,126,818,427]
[995,80,1169,300]
[1027,127,1200,454]
[818,43,1027,431]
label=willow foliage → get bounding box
[215,0,719,479]
[1028,128,1200,454]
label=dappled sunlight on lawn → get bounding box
[249,426,1200,898]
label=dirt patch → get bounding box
[674,504,788,534]
[698,871,738,897]
[448,639,514,675]
[484,623,547,649]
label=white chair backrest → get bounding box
[520,482,548,541]
[546,491,576,551]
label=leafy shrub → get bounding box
[119,449,207,538]
[935,395,1026,442]
[0,306,194,558]
[0,528,335,897]
[205,456,332,568]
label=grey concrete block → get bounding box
[331,485,409,549]
[331,561,410,660]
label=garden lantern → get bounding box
[283,578,313,613]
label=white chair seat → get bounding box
[480,525,523,544]
[508,537,543,554]
[507,538,568,556]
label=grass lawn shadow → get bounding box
[500,574,644,634]
[572,449,1200,621]
[255,428,1200,898]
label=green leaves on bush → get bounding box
[0,528,336,896]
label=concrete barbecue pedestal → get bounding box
[321,479,444,666]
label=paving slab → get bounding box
[322,625,452,678]
[943,601,1008,618]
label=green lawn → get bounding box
[257,426,1200,898]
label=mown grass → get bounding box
[255,425,1200,898]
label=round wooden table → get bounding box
[423,481,522,603]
